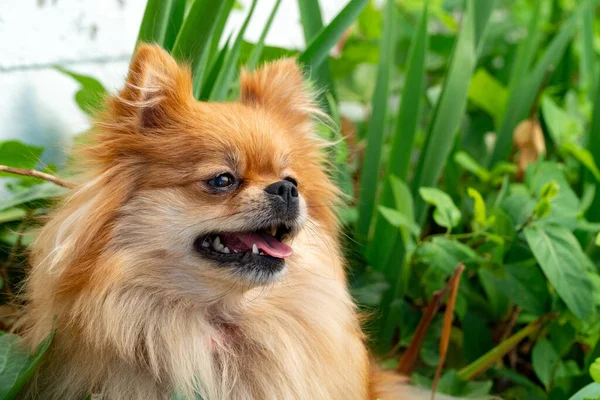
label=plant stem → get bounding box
[457,317,545,381]
[0,165,75,188]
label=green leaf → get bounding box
[136,0,176,46]
[0,331,53,399]
[54,67,107,116]
[568,383,600,400]
[245,0,282,71]
[0,182,67,212]
[586,58,600,222]
[580,0,596,95]
[591,358,600,383]
[0,141,43,180]
[490,5,583,165]
[378,207,421,237]
[199,35,232,101]
[163,0,186,51]
[298,0,369,70]
[413,0,496,225]
[467,187,491,227]
[526,162,580,229]
[542,95,583,145]
[210,0,258,101]
[524,224,595,320]
[297,0,336,98]
[171,0,227,70]
[416,237,481,276]
[562,142,600,181]
[482,263,549,316]
[0,208,26,224]
[365,4,428,271]
[467,68,508,121]
[454,152,491,182]
[356,0,396,239]
[532,339,561,390]
[419,187,461,230]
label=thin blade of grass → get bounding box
[136,0,175,46]
[200,34,233,101]
[457,317,546,381]
[163,0,186,51]
[206,0,237,67]
[355,0,397,240]
[581,0,596,96]
[246,0,282,71]
[210,0,259,101]
[298,0,369,71]
[191,0,236,97]
[171,0,226,68]
[297,0,336,97]
[412,0,496,225]
[489,5,583,166]
[585,68,600,222]
[367,4,428,267]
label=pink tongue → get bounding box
[235,232,293,259]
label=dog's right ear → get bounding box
[110,44,193,131]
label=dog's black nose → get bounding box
[264,180,299,205]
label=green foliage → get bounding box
[0,332,53,399]
[5,0,600,398]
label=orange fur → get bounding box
[19,44,420,399]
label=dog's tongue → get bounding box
[235,232,293,259]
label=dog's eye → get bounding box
[284,177,298,187]
[208,173,236,190]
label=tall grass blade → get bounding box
[412,0,496,225]
[191,0,236,97]
[367,4,429,267]
[171,0,225,68]
[163,0,186,51]
[200,35,232,101]
[297,0,335,95]
[137,0,175,46]
[580,0,596,95]
[246,0,282,71]
[489,5,583,166]
[210,0,259,101]
[298,0,369,71]
[585,68,600,222]
[355,0,397,240]
[206,0,237,67]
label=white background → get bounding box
[0,0,349,164]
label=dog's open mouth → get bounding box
[194,223,293,262]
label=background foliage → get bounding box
[2,0,600,398]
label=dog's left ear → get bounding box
[240,59,316,123]
[110,43,193,132]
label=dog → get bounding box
[19,44,431,399]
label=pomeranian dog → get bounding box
[18,44,428,399]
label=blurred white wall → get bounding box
[0,0,348,164]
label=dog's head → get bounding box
[58,45,339,297]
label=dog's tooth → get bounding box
[259,251,264,255]
[252,244,259,254]
[270,226,277,236]
[201,240,210,248]
[214,236,221,246]
[234,250,238,254]
[212,238,224,252]
[222,247,230,254]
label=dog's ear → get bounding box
[111,44,193,131]
[240,59,317,122]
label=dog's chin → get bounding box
[193,221,296,285]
